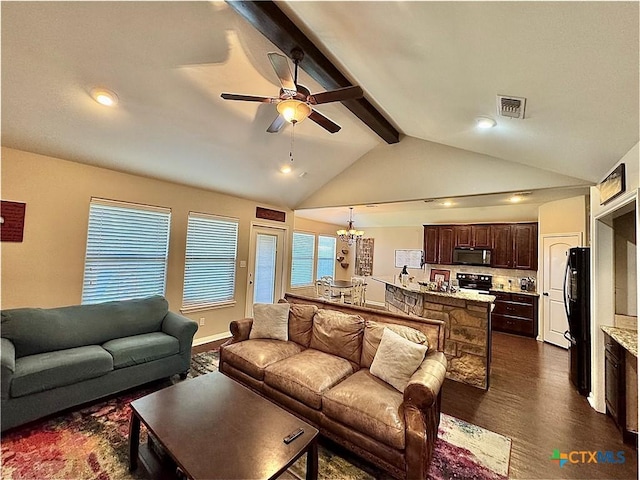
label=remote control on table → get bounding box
[283,428,304,444]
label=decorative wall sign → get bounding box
[1,201,26,242]
[599,163,625,205]
[355,237,374,276]
[256,207,286,222]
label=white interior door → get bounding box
[542,234,582,347]
[246,225,286,316]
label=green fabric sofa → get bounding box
[0,295,198,431]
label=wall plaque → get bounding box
[599,163,625,205]
[256,207,286,223]
[1,201,26,242]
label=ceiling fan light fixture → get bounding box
[277,99,311,124]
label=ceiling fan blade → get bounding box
[267,52,296,93]
[309,109,341,134]
[307,86,363,105]
[267,114,287,133]
[220,93,278,103]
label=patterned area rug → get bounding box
[1,351,511,479]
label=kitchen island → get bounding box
[372,276,495,389]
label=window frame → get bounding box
[291,231,317,287]
[316,234,337,280]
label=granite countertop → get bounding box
[601,325,638,357]
[490,288,540,297]
[371,276,496,304]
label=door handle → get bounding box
[543,292,549,296]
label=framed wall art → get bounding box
[599,163,625,205]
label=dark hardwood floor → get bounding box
[442,332,638,479]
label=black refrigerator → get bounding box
[563,247,591,396]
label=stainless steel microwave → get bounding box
[452,247,492,266]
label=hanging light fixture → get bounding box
[337,207,364,246]
[277,99,312,124]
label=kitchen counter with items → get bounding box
[489,287,539,297]
[371,276,495,303]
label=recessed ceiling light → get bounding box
[442,201,454,207]
[90,88,118,107]
[475,116,496,129]
[509,195,523,203]
[279,164,292,174]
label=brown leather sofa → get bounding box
[219,293,447,479]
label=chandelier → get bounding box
[337,207,364,246]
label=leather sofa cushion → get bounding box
[323,369,405,450]
[11,346,113,398]
[361,320,428,368]
[310,309,364,365]
[264,349,353,410]
[287,303,317,347]
[102,332,179,369]
[1,296,169,358]
[220,339,303,381]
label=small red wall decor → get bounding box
[1,201,26,242]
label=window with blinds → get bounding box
[291,232,315,287]
[182,212,239,310]
[82,198,171,305]
[317,235,336,279]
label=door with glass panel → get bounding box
[246,225,286,316]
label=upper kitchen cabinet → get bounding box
[423,225,455,265]
[425,222,538,270]
[491,222,538,270]
[513,223,538,270]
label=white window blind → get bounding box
[291,232,315,287]
[182,212,238,310]
[317,235,336,279]
[82,198,171,305]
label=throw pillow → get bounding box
[361,320,429,368]
[249,303,290,341]
[370,328,428,392]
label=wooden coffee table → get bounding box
[129,371,318,479]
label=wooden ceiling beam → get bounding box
[227,1,400,144]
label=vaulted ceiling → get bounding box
[2,2,638,224]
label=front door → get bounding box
[246,225,286,316]
[542,234,582,347]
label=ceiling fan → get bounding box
[220,48,363,134]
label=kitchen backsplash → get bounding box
[422,264,537,292]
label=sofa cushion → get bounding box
[323,369,405,450]
[361,320,428,368]
[1,296,169,358]
[309,309,364,365]
[370,328,428,392]
[102,332,179,369]
[283,302,317,348]
[264,349,354,410]
[220,340,303,381]
[11,346,113,398]
[249,303,290,341]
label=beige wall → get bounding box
[1,147,300,342]
[538,195,588,237]
[360,226,425,304]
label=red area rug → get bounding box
[1,351,511,479]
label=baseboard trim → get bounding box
[193,332,231,347]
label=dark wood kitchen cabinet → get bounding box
[491,224,513,268]
[605,333,625,432]
[424,222,537,269]
[423,225,454,265]
[490,291,538,337]
[491,223,538,270]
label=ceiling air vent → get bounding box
[497,95,526,119]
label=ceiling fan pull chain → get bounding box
[289,122,295,163]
